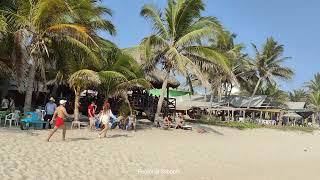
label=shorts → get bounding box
[55,116,64,128]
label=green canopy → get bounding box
[149,89,190,97]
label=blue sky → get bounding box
[102,0,320,91]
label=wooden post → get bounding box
[260,111,263,119]
[232,110,234,121]
[312,113,316,126]
[243,110,245,119]
[166,86,169,116]
[227,109,230,121]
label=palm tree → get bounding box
[259,83,288,106]
[207,31,247,99]
[247,37,294,107]
[305,73,320,92]
[140,0,230,121]
[98,51,152,114]
[0,0,114,112]
[288,89,308,102]
[61,46,150,118]
[68,69,101,121]
[308,91,320,125]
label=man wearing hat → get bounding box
[46,99,72,142]
[44,97,57,129]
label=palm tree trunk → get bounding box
[74,89,80,121]
[23,64,36,112]
[218,85,222,102]
[210,89,214,104]
[186,73,194,95]
[124,94,133,116]
[247,77,262,108]
[204,88,207,101]
[155,69,170,123]
[224,82,228,97]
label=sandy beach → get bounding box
[0,124,320,180]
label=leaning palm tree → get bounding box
[305,73,320,93]
[140,0,230,121]
[68,69,101,121]
[247,37,294,107]
[0,0,113,112]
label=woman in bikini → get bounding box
[46,100,73,142]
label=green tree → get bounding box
[308,91,320,124]
[140,0,229,121]
[247,37,294,107]
[288,89,308,102]
[305,73,320,92]
[0,0,114,112]
[68,69,101,121]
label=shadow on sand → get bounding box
[108,134,131,138]
[68,137,92,142]
[193,124,224,135]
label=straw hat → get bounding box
[59,100,67,105]
[49,97,55,102]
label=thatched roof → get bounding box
[284,102,306,110]
[123,47,180,89]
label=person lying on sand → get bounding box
[46,100,73,142]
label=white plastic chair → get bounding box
[4,113,19,127]
[41,110,46,121]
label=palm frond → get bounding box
[68,69,101,91]
[140,4,169,38]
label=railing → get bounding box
[128,93,177,118]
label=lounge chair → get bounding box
[182,125,192,130]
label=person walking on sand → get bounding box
[98,102,114,138]
[46,100,72,142]
[88,100,96,131]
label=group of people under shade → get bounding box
[45,97,133,142]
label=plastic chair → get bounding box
[71,121,81,129]
[4,113,19,127]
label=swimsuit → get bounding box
[55,116,64,128]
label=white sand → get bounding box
[0,125,320,180]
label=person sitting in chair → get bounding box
[175,113,184,129]
[163,114,173,128]
[118,113,129,130]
